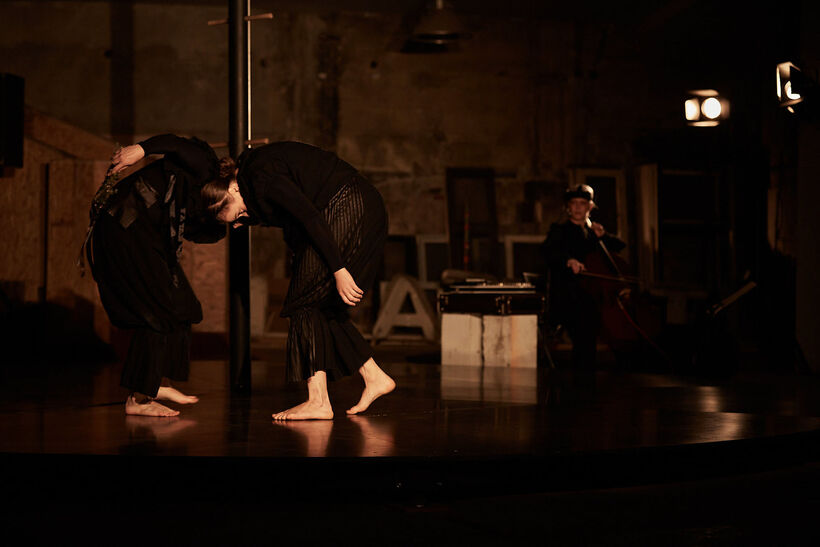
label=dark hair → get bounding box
[201,157,236,216]
[187,136,220,181]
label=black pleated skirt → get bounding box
[88,212,201,396]
[281,175,388,382]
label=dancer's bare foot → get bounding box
[272,371,334,420]
[125,394,179,417]
[156,386,199,405]
[347,358,396,415]
[272,400,333,420]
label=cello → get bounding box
[578,218,667,364]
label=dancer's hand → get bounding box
[108,144,145,175]
[334,268,363,306]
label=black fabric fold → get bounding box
[281,176,387,382]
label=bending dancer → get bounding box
[112,138,395,420]
[89,135,226,416]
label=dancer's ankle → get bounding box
[131,392,153,404]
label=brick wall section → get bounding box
[46,159,110,340]
[0,139,68,302]
[0,108,229,340]
[180,240,227,334]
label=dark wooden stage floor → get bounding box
[3,344,820,473]
[3,344,820,544]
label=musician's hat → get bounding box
[564,184,594,202]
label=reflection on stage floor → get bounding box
[2,353,820,463]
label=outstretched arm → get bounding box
[108,134,214,182]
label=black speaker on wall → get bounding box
[0,73,24,168]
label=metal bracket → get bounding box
[209,138,270,149]
[208,13,274,26]
[495,295,512,315]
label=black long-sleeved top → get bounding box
[235,142,358,273]
[139,136,356,272]
[543,220,626,320]
[543,220,625,271]
[139,134,217,184]
[136,135,226,247]
[100,135,225,261]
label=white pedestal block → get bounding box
[482,315,538,368]
[441,313,483,366]
[441,313,538,368]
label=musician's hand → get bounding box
[108,144,145,176]
[567,258,586,275]
[334,268,364,306]
[591,222,605,238]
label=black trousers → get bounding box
[555,289,601,370]
[89,213,202,397]
[281,176,388,382]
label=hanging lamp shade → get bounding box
[409,0,470,45]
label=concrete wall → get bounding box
[2,1,812,360]
[0,2,652,236]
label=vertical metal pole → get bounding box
[229,0,251,392]
[246,0,252,140]
[39,164,49,304]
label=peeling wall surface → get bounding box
[0,1,660,238]
[0,139,68,303]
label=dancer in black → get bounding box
[110,138,395,420]
[89,135,226,416]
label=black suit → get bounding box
[543,220,625,369]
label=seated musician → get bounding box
[543,184,625,369]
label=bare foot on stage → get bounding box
[156,386,199,405]
[347,359,396,415]
[125,395,179,417]
[272,400,334,421]
[274,370,334,420]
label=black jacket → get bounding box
[542,220,625,320]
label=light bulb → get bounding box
[701,97,722,119]
[685,99,699,121]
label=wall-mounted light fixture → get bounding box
[684,89,729,127]
[776,62,805,114]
